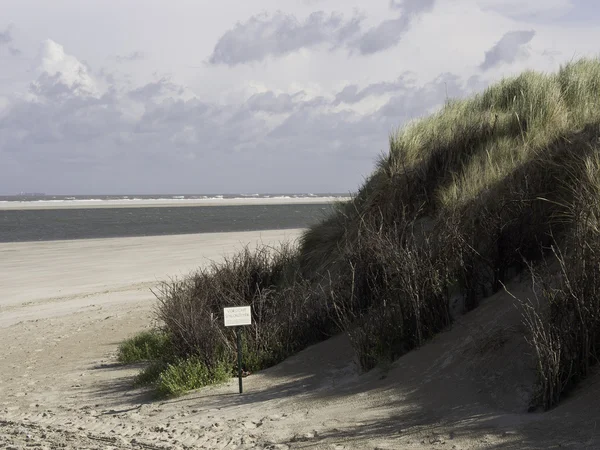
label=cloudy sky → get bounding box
[0,0,598,194]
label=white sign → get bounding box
[224,306,252,327]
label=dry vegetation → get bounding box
[120,58,600,409]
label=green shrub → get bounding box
[117,330,170,363]
[155,358,231,398]
[133,360,168,387]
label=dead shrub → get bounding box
[329,214,453,371]
[519,149,600,409]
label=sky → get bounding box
[0,0,599,194]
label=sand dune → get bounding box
[1,230,599,449]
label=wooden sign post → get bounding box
[223,306,252,394]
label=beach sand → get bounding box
[0,197,350,210]
[0,229,304,327]
[1,230,600,449]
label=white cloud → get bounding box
[0,36,483,193]
[0,0,599,194]
[33,39,100,98]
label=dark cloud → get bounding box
[269,108,379,145]
[246,91,295,113]
[0,25,22,58]
[128,78,181,101]
[350,0,436,55]
[300,95,329,108]
[378,73,466,119]
[97,68,117,85]
[114,51,145,63]
[29,71,98,101]
[0,26,12,46]
[351,16,410,55]
[208,11,363,65]
[243,90,329,114]
[29,73,82,100]
[390,0,436,15]
[0,76,377,193]
[480,30,536,70]
[268,73,478,163]
[2,75,125,155]
[208,1,437,65]
[334,72,413,105]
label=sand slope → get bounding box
[1,231,600,449]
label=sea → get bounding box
[0,194,348,243]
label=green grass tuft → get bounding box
[155,358,231,398]
[133,360,168,387]
[117,330,170,364]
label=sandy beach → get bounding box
[0,197,351,210]
[0,229,304,327]
[1,230,600,449]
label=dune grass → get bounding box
[155,358,231,398]
[120,58,600,407]
[299,58,600,408]
[117,330,171,364]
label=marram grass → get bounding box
[120,58,600,408]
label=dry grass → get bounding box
[327,215,453,371]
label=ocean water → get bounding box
[0,193,348,204]
[0,203,337,243]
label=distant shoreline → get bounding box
[0,196,351,211]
